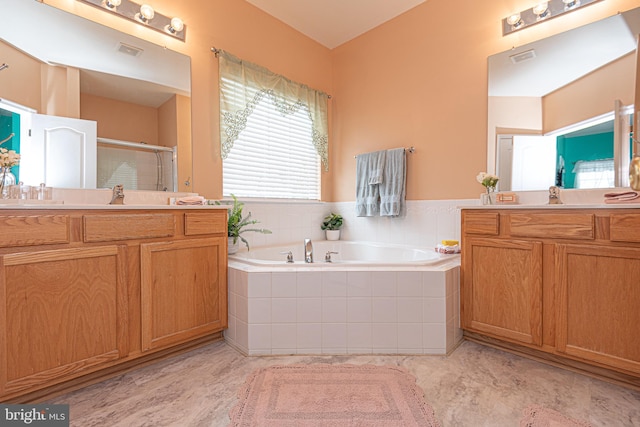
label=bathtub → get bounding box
[231,240,446,266]
[225,240,462,356]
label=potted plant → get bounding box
[321,212,343,241]
[219,194,271,254]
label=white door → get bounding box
[25,115,97,188]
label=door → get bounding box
[24,114,97,188]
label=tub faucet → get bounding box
[109,184,125,205]
[304,238,313,263]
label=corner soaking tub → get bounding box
[230,240,447,266]
[226,240,462,356]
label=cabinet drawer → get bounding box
[184,212,227,236]
[0,215,69,247]
[84,214,175,242]
[509,213,594,239]
[610,214,640,243]
[463,212,499,235]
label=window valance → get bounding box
[218,50,329,170]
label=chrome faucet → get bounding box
[304,238,313,263]
[549,186,562,204]
[109,184,125,205]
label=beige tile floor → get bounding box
[49,340,640,426]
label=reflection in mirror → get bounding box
[0,0,191,191]
[488,8,640,191]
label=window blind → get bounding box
[221,77,320,199]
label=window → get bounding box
[218,51,328,200]
[573,159,615,189]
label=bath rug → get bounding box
[228,364,441,426]
[520,404,592,427]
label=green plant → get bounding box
[217,194,271,250]
[321,212,343,231]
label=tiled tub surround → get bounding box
[225,260,461,356]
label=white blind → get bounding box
[221,77,320,199]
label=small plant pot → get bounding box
[325,230,341,241]
[228,237,239,254]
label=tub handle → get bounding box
[325,251,339,263]
[280,251,294,263]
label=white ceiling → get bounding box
[245,0,427,49]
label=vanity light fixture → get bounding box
[502,0,603,36]
[76,0,186,41]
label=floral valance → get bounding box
[218,50,329,170]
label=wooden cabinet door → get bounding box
[556,244,640,374]
[462,237,543,346]
[0,246,128,395]
[140,237,227,352]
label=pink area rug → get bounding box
[520,404,592,427]
[228,364,441,426]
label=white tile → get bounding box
[322,323,347,349]
[347,323,372,349]
[228,292,236,316]
[271,324,297,349]
[248,298,271,324]
[446,294,455,322]
[297,298,322,323]
[236,295,248,323]
[397,323,422,349]
[297,348,322,355]
[423,323,446,349]
[297,323,322,349]
[236,319,249,349]
[372,323,397,349]
[423,272,445,297]
[321,348,347,355]
[397,272,423,296]
[236,270,248,298]
[347,271,372,296]
[297,272,322,297]
[271,348,297,355]
[397,298,422,323]
[347,297,372,323]
[348,348,373,354]
[322,297,347,323]
[227,268,237,295]
[247,272,271,298]
[248,349,272,356]
[423,297,446,324]
[271,298,297,323]
[272,272,297,297]
[322,271,347,296]
[372,298,397,323]
[225,315,236,342]
[248,324,271,349]
[372,272,396,296]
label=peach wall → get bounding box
[41,0,639,201]
[0,41,41,111]
[542,53,635,132]
[331,0,639,201]
[80,93,158,144]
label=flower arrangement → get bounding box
[0,146,20,196]
[476,172,499,204]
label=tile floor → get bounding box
[49,340,640,426]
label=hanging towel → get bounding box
[355,151,385,217]
[380,148,406,217]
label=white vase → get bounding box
[326,230,341,241]
[228,237,239,254]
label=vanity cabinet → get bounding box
[0,207,227,402]
[461,208,640,387]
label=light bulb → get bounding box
[533,2,550,19]
[506,13,523,28]
[169,17,184,33]
[104,0,121,9]
[562,0,580,10]
[139,4,155,22]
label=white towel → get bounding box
[379,148,406,217]
[355,151,385,217]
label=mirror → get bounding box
[0,0,191,191]
[488,7,640,191]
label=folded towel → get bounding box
[604,191,640,204]
[379,148,406,217]
[176,196,206,205]
[355,151,385,217]
[367,150,386,185]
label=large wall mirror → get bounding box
[488,7,640,192]
[0,0,192,192]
